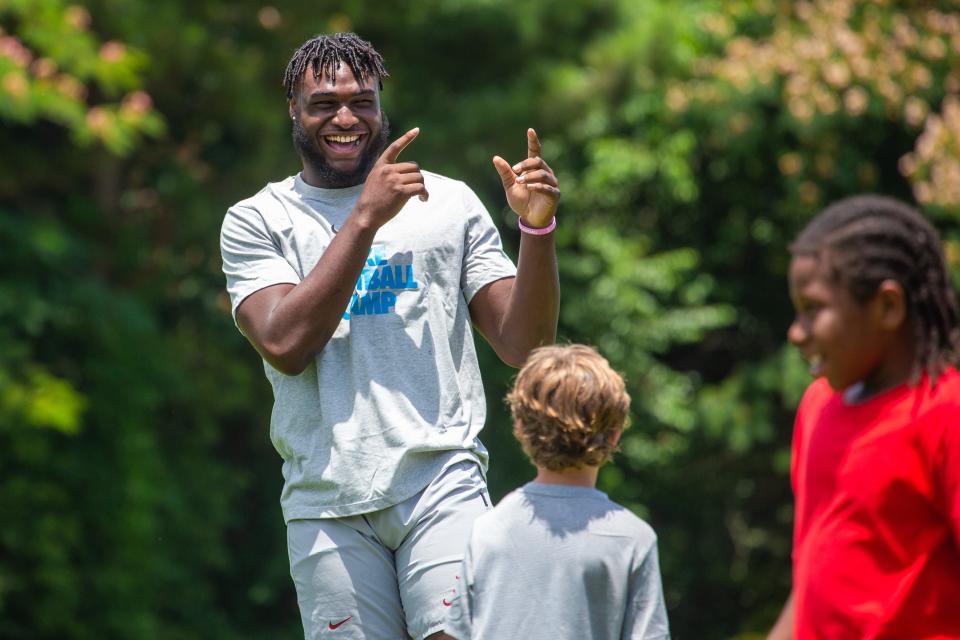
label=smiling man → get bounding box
[219,33,561,640]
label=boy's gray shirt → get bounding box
[220,171,516,520]
[446,482,671,640]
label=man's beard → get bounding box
[293,111,391,188]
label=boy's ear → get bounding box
[873,279,907,331]
[609,429,623,447]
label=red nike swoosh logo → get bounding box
[442,598,453,607]
[328,616,352,630]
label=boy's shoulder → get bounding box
[930,368,960,407]
[798,368,960,418]
[599,496,658,541]
[897,368,960,423]
[475,483,657,543]
[798,377,836,412]
[918,368,960,434]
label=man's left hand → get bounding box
[492,128,560,229]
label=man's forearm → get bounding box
[241,127,430,374]
[258,214,377,373]
[498,232,560,364]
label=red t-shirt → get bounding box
[791,370,960,639]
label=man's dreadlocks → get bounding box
[283,32,389,100]
[791,194,960,384]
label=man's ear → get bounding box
[874,279,907,331]
[288,98,298,120]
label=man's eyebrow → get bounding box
[306,89,376,100]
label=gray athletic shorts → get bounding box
[286,460,490,639]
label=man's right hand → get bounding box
[353,127,429,229]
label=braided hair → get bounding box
[791,194,960,384]
[283,32,389,100]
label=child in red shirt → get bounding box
[768,195,960,639]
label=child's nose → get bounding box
[787,318,807,346]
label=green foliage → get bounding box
[558,224,734,428]
[0,0,164,154]
[0,367,87,434]
[3,0,959,637]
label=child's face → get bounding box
[787,254,902,394]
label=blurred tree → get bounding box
[0,1,293,638]
[3,0,959,638]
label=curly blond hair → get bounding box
[507,344,630,471]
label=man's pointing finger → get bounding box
[379,127,420,165]
[526,127,541,159]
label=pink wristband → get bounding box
[518,216,557,235]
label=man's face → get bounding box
[290,62,390,188]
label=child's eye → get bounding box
[794,301,820,315]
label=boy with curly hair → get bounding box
[445,344,671,639]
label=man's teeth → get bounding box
[327,135,360,143]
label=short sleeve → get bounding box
[220,204,300,325]
[623,536,671,639]
[444,541,475,640]
[458,184,516,303]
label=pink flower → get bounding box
[99,41,126,62]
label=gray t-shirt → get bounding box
[220,171,516,521]
[446,482,671,640]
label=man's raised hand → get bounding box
[354,127,429,230]
[492,128,560,229]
